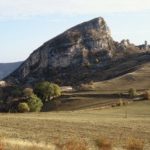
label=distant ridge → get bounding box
[0,62,22,80]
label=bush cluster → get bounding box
[0,81,61,113]
[17,87,43,112]
[18,102,30,113]
[27,94,43,112]
[17,82,61,113]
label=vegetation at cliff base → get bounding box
[0,81,61,113]
[34,81,61,102]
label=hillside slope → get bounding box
[93,61,150,91]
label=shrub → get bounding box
[116,99,124,106]
[123,100,129,106]
[23,88,33,97]
[18,102,30,113]
[27,94,43,112]
[126,137,144,150]
[111,103,117,107]
[0,142,3,150]
[116,99,128,106]
[128,88,137,98]
[143,90,150,100]
[56,139,87,150]
[96,137,112,150]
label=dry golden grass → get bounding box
[126,137,144,150]
[0,101,150,149]
[55,139,87,150]
[96,136,112,150]
[0,141,4,150]
[0,138,55,150]
[93,63,150,91]
[143,90,150,100]
[79,83,94,91]
[0,136,147,150]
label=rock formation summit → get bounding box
[5,17,150,85]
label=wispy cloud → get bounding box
[0,0,150,20]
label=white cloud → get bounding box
[0,0,150,20]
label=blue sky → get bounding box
[0,0,150,62]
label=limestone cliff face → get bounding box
[5,17,148,85]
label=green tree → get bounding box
[27,94,43,112]
[51,83,61,98]
[18,102,30,113]
[34,81,61,102]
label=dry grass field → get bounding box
[0,101,150,149]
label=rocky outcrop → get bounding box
[138,41,150,50]
[5,17,150,85]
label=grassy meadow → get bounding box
[0,100,150,149]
